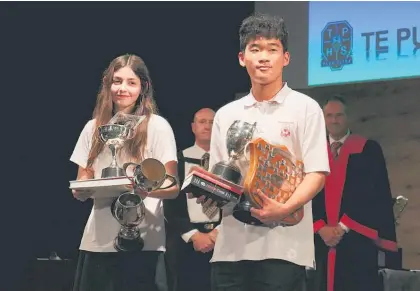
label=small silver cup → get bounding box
[99,124,130,178]
[111,192,146,252]
[123,159,177,192]
[99,113,145,178]
[110,159,177,251]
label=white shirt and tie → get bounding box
[329,129,351,232]
[329,129,350,157]
[181,144,221,242]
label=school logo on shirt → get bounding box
[281,127,291,138]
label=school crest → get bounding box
[321,21,353,71]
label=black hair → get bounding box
[323,95,347,108]
[239,13,288,52]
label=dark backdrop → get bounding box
[0,1,254,284]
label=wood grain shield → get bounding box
[243,137,305,226]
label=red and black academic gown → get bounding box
[311,134,397,291]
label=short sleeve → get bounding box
[208,110,224,170]
[70,120,95,169]
[301,104,330,174]
[149,115,178,164]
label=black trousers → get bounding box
[73,250,161,291]
[211,259,306,291]
[176,242,213,291]
[165,232,213,291]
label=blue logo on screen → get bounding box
[321,21,353,71]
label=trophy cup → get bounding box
[393,195,408,225]
[184,120,257,207]
[123,159,178,192]
[233,138,305,227]
[98,113,145,178]
[111,191,146,252]
[212,120,257,184]
[110,158,177,252]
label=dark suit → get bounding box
[164,150,220,291]
[311,134,397,291]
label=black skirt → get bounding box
[73,250,162,291]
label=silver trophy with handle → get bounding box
[111,158,177,251]
[98,112,145,178]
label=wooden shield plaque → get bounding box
[243,137,305,226]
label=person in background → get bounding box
[164,107,219,291]
[311,95,397,291]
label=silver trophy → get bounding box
[111,192,146,252]
[98,113,145,178]
[393,195,408,225]
[183,120,256,207]
[220,121,264,224]
[110,158,177,252]
[211,120,257,185]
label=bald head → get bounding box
[194,108,215,121]
[192,108,215,144]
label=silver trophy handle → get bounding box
[159,174,177,190]
[123,162,139,188]
[243,141,252,162]
[122,160,176,192]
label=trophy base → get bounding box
[102,167,125,178]
[212,161,242,185]
[232,199,264,226]
[114,236,145,252]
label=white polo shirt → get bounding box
[209,83,330,267]
[70,114,178,253]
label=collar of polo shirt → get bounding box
[243,82,292,107]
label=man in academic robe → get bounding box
[311,96,398,291]
[164,108,220,291]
